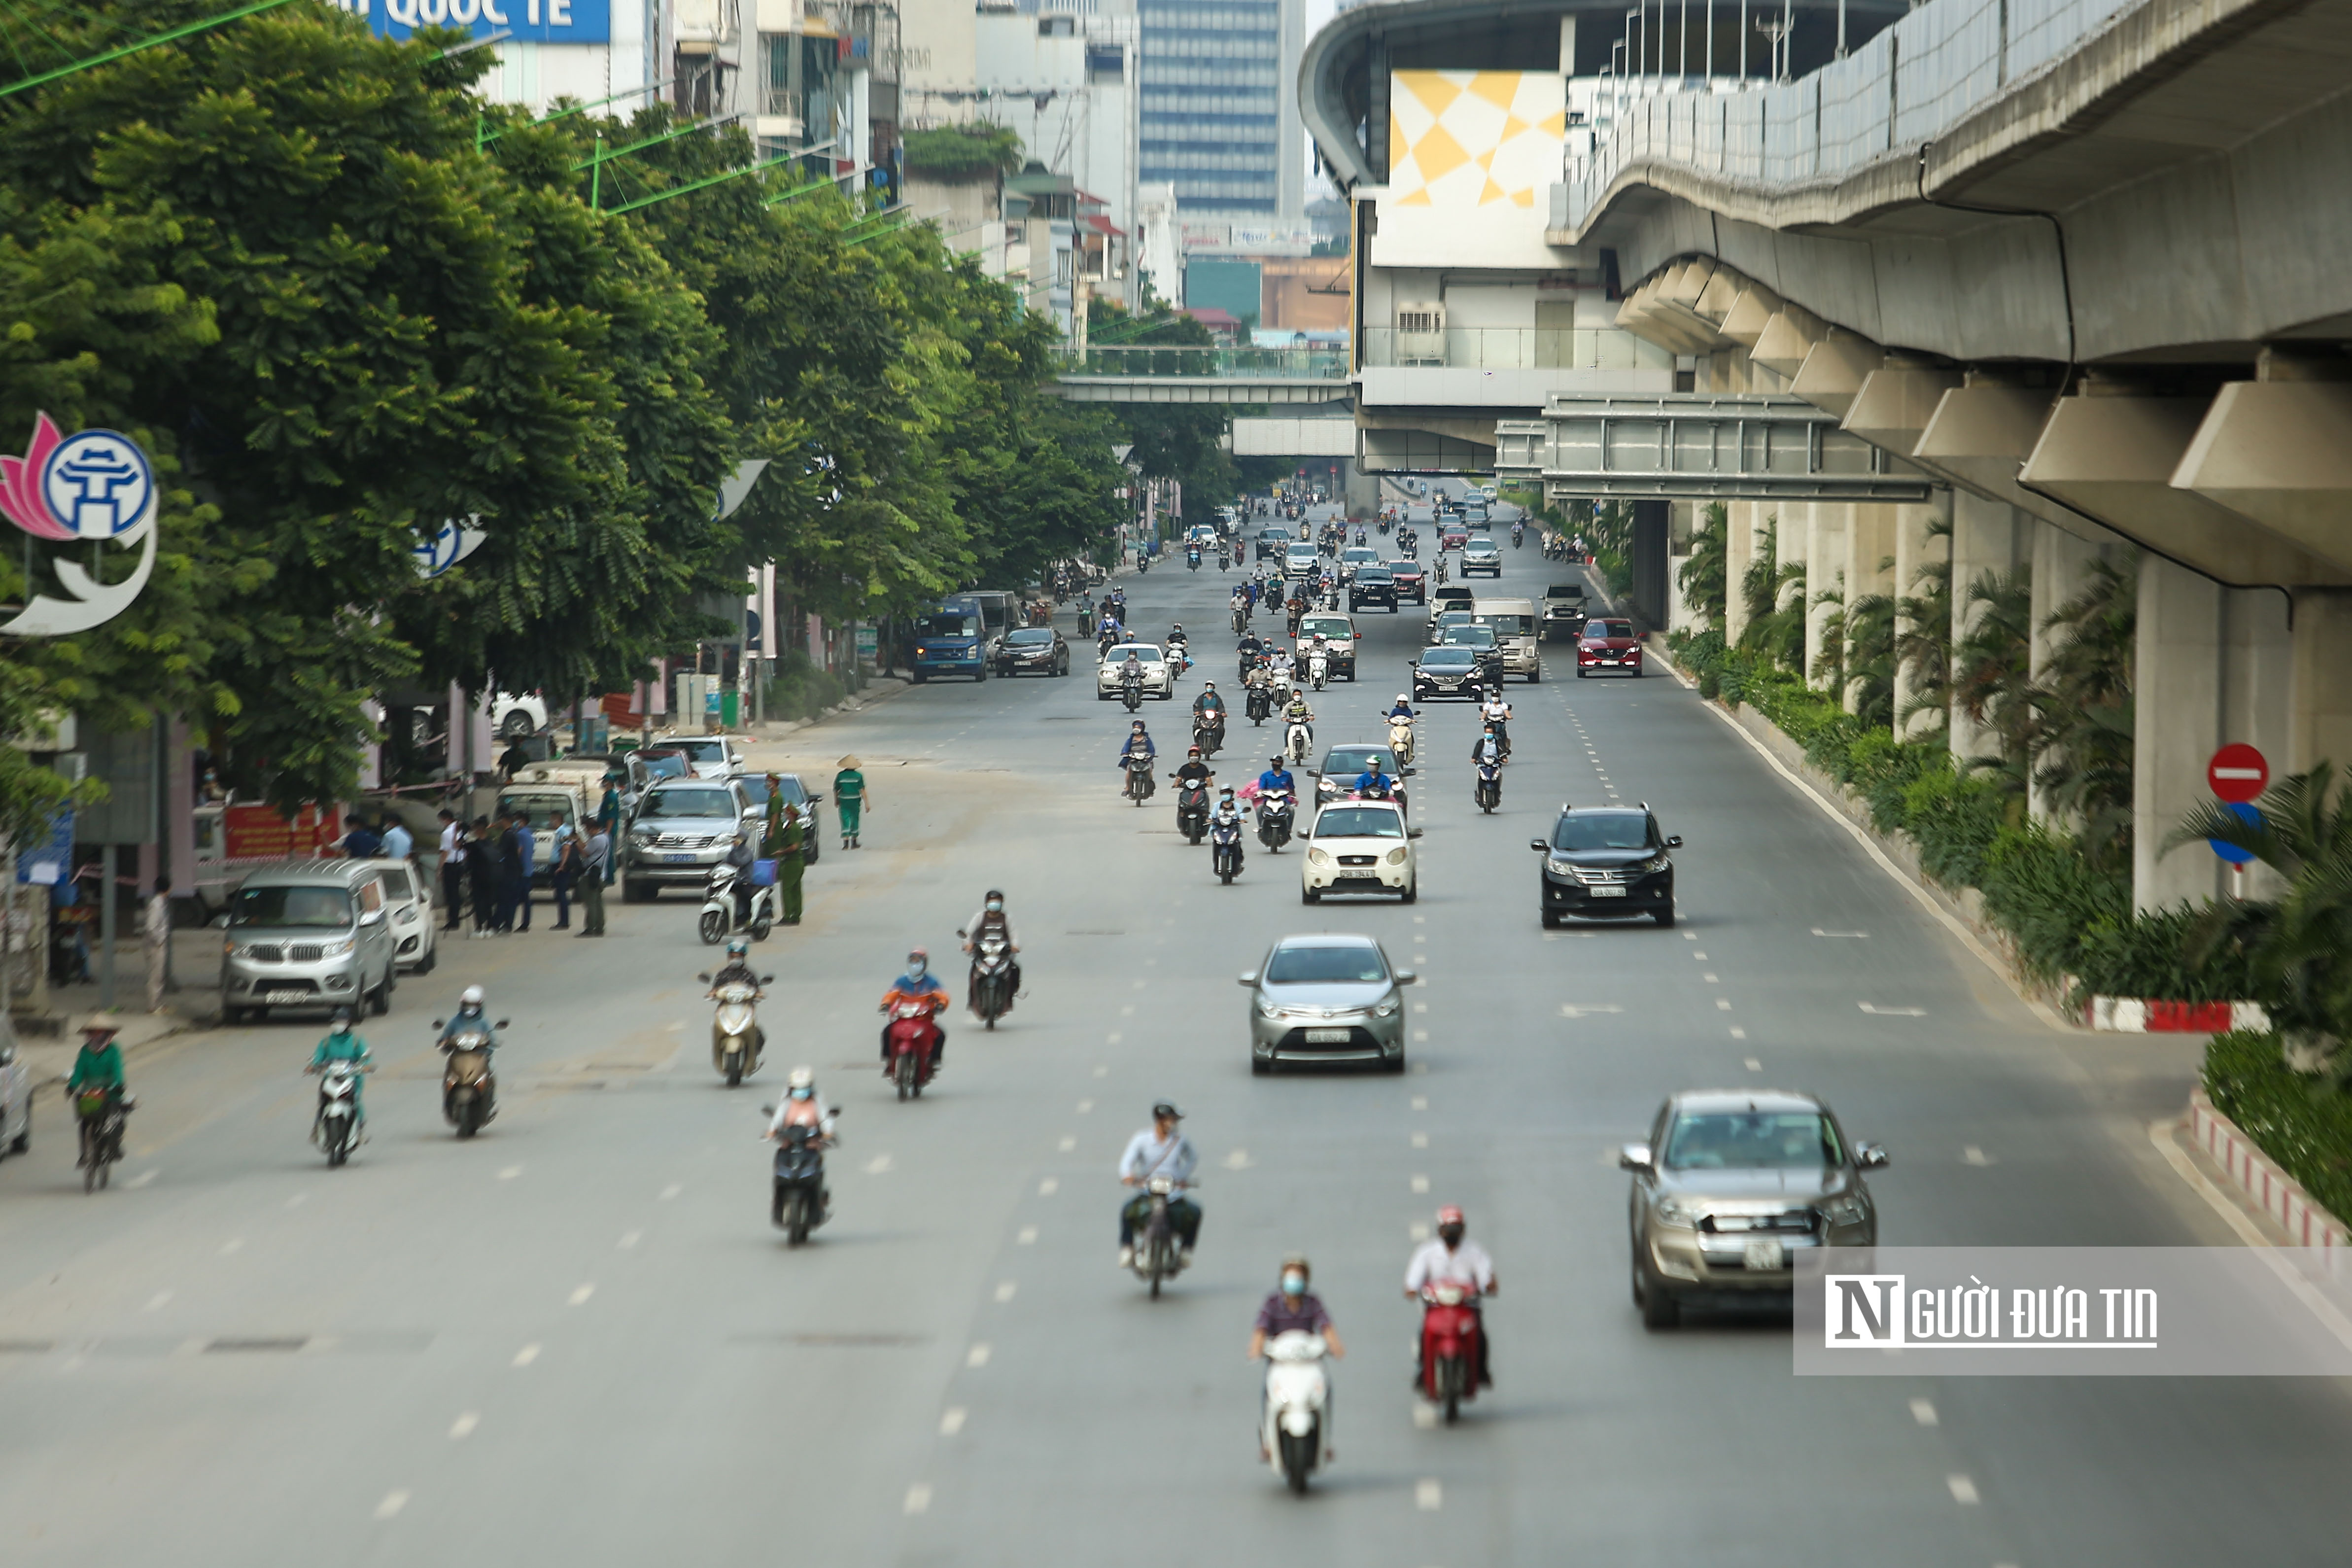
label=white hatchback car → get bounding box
[1301,799,1421,903]
[1096,643,1176,701]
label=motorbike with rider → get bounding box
[1191,682,1228,758]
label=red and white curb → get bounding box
[2189,1089,2351,1249]
[2087,997,2270,1033]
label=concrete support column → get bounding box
[1847,505,1898,716]
[2134,555,2222,912]
[2289,589,2352,777]
[1724,500,1758,645]
[1804,503,1849,690]
[1949,490,2025,766]
[1892,494,1949,739]
[2026,522,2108,822]
[1629,499,1670,631]
[1666,501,1706,636]
[1777,505,1809,668]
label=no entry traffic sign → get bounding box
[2207,744,2268,804]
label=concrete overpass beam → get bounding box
[1692,266,1743,326]
[1751,309,1828,383]
[1846,368,1964,458]
[1717,285,1785,350]
[1892,492,1952,740]
[2171,379,2352,577]
[1790,333,1886,421]
[2019,390,2349,588]
[1950,491,2028,767]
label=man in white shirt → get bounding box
[436,810,464,931]
[1404,1205,1496,1390]
[1116,1101,1200,1268]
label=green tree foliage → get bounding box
[1844,577,1897,731]
[1675,501,1727,629]
[1894,514,1954,734]
[2027,553,2136,865]
[1735,516,1805,672]
[1950,564,2034,793]
[901,122,1025,179]
[1085,297,1240,517]
[1807,571,1845,694]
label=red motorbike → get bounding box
[1418,1282,1486,1423]
[884,997,942,1100]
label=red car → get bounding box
[1575,618,1643,678]
[1441,526,1468,551]
[1386,559,1427,604]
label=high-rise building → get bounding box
[1137,0,1305,221]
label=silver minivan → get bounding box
[220,860,399,1024]
[1471,596,1542,681]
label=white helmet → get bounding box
[788,1066,815,1090]
[460,985,485,1008]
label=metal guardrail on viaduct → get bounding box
[1051,346,1353,404]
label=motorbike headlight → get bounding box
[1653,1195,1701,1227]
[1384,847,1409,865]
[1307,848,1332,866]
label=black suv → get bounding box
[1349,566,1398,613]
[1530,805,1681,927]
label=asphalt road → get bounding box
[3,485,2347,1568]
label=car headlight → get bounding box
[1372,1001,1398,1017]
[631,826,656,840]
[1384,847,1409,865]
[1653,1195,1701,1227]
[320,936,355,959]
[1639,854,1670,872]
[1820,1194,1868,1227]
[1257,1002,1287,1020]
[1307,848,1332,866]
[225,941,248,959]
[1547,857,1576,874]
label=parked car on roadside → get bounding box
[220,860,401,1024]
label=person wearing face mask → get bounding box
[1404,1204,1496,1393]
[961,889,1022,1013]
[1250,1256,1346,1461]
[878,949,952,1073]
[763,1068,836,1223]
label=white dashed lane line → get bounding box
[966,1343,991,1368]
[375,1490,410,1521]
[1910,1398,1939,1426]
[450,1412,480,1439]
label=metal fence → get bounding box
[1053,345,1350,379]
[1560,0,2141,228]
[1357,326,1674,372]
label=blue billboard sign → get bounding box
[331,0,612,46]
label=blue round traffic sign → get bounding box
[2209,801,2262,865]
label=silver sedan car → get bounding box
[1620,1089,1887,1328]
[1240,934,1415,1074]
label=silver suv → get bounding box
[1620,1089,1887,1328]
[220,860,399,1024]
[622,777,755,901]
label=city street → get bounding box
[2,495,2346,1568]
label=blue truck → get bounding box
[912,597,989,682]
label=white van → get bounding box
[1471,596,1542,682]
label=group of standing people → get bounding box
[434,805,610,940]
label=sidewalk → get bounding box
[8,927,223,1086]
[732,675,911,742]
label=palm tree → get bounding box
[1894,515,1954,735]
[2030,553,2137,867]
[2171,765,2352,1057]
[1734,518,1807,673]
[1808,571,1847,694]
[1676,501,1729,629]
[1846,570,1898,730]
[1950,564,2034,796]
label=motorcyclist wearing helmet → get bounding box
[1118,720,1156,766]
[440,985,497,1047]
[720,830,757,926]
[764,1066,835,1140]
[1387,694,1417,722]
[1117,1101,1201,1268]
[306,1006,374,1136]
[879,949,952,1070]
[1257,755,1296,800]
[961,889,1022,1009]
[1166,622,1188,650]
[1404,1204,1497,1390]
[1171,745,1214,793]
[1192,681,1227,720]
[709,936,760,994]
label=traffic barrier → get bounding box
[2189,1089,2351,1249]
[2087,998,2270,1033]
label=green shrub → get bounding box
[2074,904,2255,1003]
[2205,1029,2352,1223]
[762,649,847,723]
[1975,824,2130,993]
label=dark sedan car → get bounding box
[1412,645,1486,702]
[1348,565,1398,613]
[994,626,1071,677]
[1529,805,1679,927]
[1387,559,1427,604]
[1310,743,1412,816]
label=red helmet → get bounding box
[1435,1205,1465,1226]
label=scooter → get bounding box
[1511,523,1525,549]
[310,1058,370,1166]
[436,1016,504,1138]
[1124,752,1156,805]
[1193,716,1226,759]
[1210,810,1246,883]
[1285,721,1314,766]
[1187,547,1203,572]
[698,969,772,1085]
[1121,672,1143,713]
[1233,606,1248,635]
[700,862,775,946]
[1417,1283,1486,1424]
[1244,680,1272,726]
[764,1115,832,1245]
[1130,1175,1192,1297]
[1173,779,1211,845]
[883,997,942,1100]
[1308,651,1329,692]
[1217,552,1230,571]
[1474,758,1502,814]
[1386,714,1416,765]
[1256,789,1295,852]
[963,925,1016,1029]
[1262,1331,1333,1495]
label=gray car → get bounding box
[220,860,400,1024]
[1619,1089,1887,1328]
[1240,933,1416,1074]
[621,777,756,901]
[734,772,824,865]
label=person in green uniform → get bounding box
[833,755,869,849]
[306,1006,375,1138]
[66,1013,126,1169]
[772,800,806,925]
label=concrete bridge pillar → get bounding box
[1949,491,2027,767]
[1892,493,1950,739]
[1848,505,1899,716]
[1667,502,1708,636]
[1777,504,1809,665]
[2290,590,2352,778]
[1723,500,1759,646]
[1805,503,1850,692]
[2027,522,2112,823]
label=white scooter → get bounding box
[1262,1330,1333,1494]
[310,1059,370,1167]
[700,862,777,945]
[1284,719,1314,766]
[1307,649,1329,691]
[698,969,772,1086]
[1386,714,1416,765]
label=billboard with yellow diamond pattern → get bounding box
[1380,70,1568,269]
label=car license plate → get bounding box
[265,989,313,1004]
[663,853,697,864]
[1589,884,1626,898]
[1743,1239,1786,1271]
[1304,1028,1351,1043]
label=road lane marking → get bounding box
[903,1483,932,1515]
[1715,998,1732,1010]
[1744,1058,1763,1071]
[375,1491,410,1520]
[660,1184,682,1200]
[1038,1178,1058,1195]
[1410,1222,1431,1241]
[1120,1006,1134,1016]
[1413,1002,1428,1012]
[1105,1035,1121,1046]
[1017,1227,1038,1245]
[1812,929,1870,938]
[1964,1147,1992,1166]
[568,1285,594,1307]
[219,1239,243,1257]
[286,1193,306,1208]
[450,1412,480,1439]
[126,1169,159,1189]
[1729,1026,1747,1039]
[1910,1398,1938,1426]
[939,1407,967,1436]
[1414,1030,1429,1042]
[1692,951,1707,960]
[498,1166,522,1180]
[967,1344,991,1368]
[1703,973,1719,983]
[1559,1004,1624,1018]
[619,1230,641,1249]
[1411,1132,1428,1148]
[1859,1003,1926,1016]
[1058,1136,1076,1152]
[1076,1100,1094,1114]
[867,1155,894,1174]
[1411,1175,1429,1193]
[1416,1478,1443,1510]
[995,1281,1018,1303]
[145,1290,172,1312]
[1224,1149,1251,1170]
[1412,1402,1438,1429]
[1947,1474,1979,1504]
[1683,932,1697,941]
[1094,1065,1109,1077]
[512,1344,540,1367]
